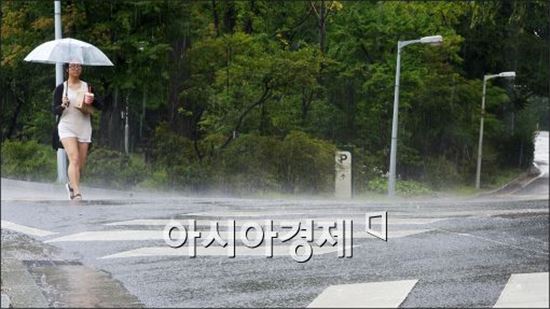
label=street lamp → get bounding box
[475,71,516,189]
[54,0,68,183]
[388,35,443,197]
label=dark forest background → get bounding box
[2,1,548,195]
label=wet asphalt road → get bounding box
[1,176,548,307]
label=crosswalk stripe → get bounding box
[105,218,441,226]
[44,230,162,242]
[187,211,310,217]
[99,245,356,259]
[106,219,179,226]
[494,272,549,308]
[1,220,57,237]
[45,229,430,243]
[307,279,418,308]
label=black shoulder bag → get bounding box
[51,82,68,150]
[51,116,63,150]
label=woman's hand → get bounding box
[62,96,70,108]
[84,92,94,104]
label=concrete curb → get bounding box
[477,172,528,196]
[1,229,143,308]
[0,257,49,308]
[476,164,542,198]
[508,162,546,195]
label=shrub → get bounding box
[424,156,462,189]
[353,149,387,194]
[150,122,196,168]
[137,168,169,189]
[147,130,338,194]
[367,177,432,196]
[85,148,149,189]
[1,140,56,181]
[169,161,216,191]
[276,131,336,193]
[216,134,282,193]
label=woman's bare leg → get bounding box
[61,137,81,195]
[78,142,89,175]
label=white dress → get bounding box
[58,81,92,143]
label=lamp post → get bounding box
[475,71,516,189]
[388,35,443,196]
[124,96,129,154]
[54,0,68,183]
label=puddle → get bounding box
[25,260,143,307]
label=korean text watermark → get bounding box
[163,212,388,263]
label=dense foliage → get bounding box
[1,1,548,194]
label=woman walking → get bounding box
[53,62,103,200]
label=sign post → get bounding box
[335,151,352,199]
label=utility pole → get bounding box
[124,93,130,154]
[55,0,68,183]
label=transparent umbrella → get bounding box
[24,38,114,66]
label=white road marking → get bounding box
[494,272,549,308]
[307,279,418,308]
[105,219,178,226]
[1,220,57,237]
[188,214,443,225]
[100,245,355,259]
[187,211,309,217]
[45,228,430,243]
[44,230,163,242]
[105,218,441,226]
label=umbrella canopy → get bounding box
[24,38,114,66]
